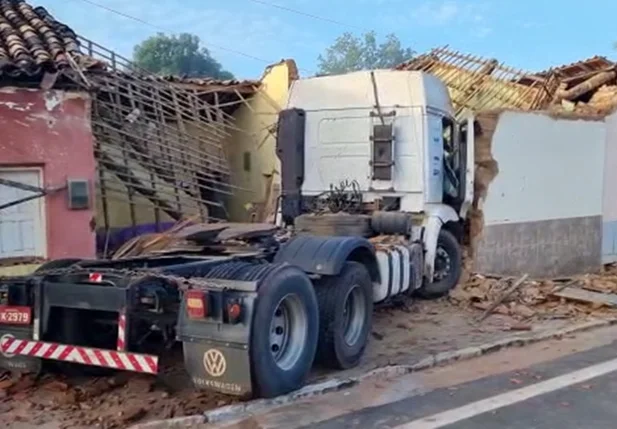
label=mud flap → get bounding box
[0,326,42,375]
[176,280,258,397]
[182,341,252,397]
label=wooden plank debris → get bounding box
[478,274,530,322]
[552,287,617,308]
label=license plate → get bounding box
[0,306,32,325]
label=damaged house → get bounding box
[400,47,617,277]
[0,1,98,265]
[0,0,259,270]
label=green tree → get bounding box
[133,33,234,79]
[317,31,413,75]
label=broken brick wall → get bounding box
[471,110,605,278]
[0,88,96,261]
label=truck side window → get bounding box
[442,117,454,154]
[442,117,458,198]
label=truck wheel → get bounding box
[314,262,373,369]
[251,264,319,398]
[416,229,462,299]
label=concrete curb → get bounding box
[131,318,617,428]
[358,318,617,381]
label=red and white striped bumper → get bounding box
[0,336,159,374]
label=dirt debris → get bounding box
[2,356,236,429]
[450,264,617,323]
[5,266,617,428]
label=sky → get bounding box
[36,0,617,79]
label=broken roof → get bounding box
[539,56,614,79]
[397,46,550,117]
[0,0,102,82]
[158,76,260,95]
[399,47,617,117]
[0,0,259,98]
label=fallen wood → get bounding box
[507,323,533,332]
[550,279,580,295]
[552,287,617,308]
[556,70,617,102]
[478,274,530,322]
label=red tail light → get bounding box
[89,273,103,283]
[227,301,242,324]
[186,290,208,319]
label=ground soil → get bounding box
[0,295,595,429]
[5,260,617,429]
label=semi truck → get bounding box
[0,69,474,399]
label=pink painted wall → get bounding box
[0,88,96,259]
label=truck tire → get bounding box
[250,264,319,398]
[295,213,372,237]
[416,229,462,299]
[203,262,319,398]
[314,262,373,369]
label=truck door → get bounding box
[441,114,475,218]
[458,115,475,219]
[442,115,475,218]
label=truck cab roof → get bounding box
[287,69,453,116]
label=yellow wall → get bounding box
[94,60,296,227]
[0,264,40,276]
[225,60,297,221]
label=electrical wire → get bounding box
[244,0,371,32]
[72,0,314,73]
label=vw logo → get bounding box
[0,334,15,358]
[203,348,227,377]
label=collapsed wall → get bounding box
[469,111,500,253]
[470,110,606,278]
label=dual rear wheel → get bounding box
[248,262,373,398]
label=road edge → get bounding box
[131,318,617,429]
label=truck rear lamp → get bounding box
[226,300,243,324]
[186,290,208,319]
[88,272,103,283]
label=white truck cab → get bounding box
[277,69,474,296]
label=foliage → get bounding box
[317,31,413,75]
[133,33,234,79]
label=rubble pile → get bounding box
[558,84,617,115]
[0,363,237,428]
[451,264,617,324]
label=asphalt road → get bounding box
[306,339,617,429]
[213,326,617,429]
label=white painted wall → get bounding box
[603,111,617,222]
[601,111,617,262]
[482,111,606,225]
